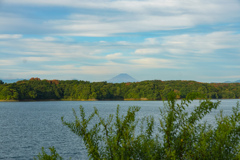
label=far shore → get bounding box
[0,98,158,102]
[0,100,19,102]
[0,98,239,102]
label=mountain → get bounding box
[1,79,25,83]
[107,73,138,83]
[224,81,232,83]
[224,80,240,83]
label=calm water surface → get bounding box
[0,100,239,159]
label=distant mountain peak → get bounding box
[107,73,138,83]
[1,78,25,83]
[119,73,129,76]
[224,80,240,83]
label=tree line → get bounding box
[0,78,240,100]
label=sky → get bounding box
[0,0,240,82]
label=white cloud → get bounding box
[164,32,240,54]
[0,60,15,66]
[106,53,122,59]
[0,34,22,39]
[0,37,102,60]
[0,57,52,68]
[144,38,159,45]
[139,31,240,56]
[6,0,240,16]
[2,0,240,36]
[47,13,193,36]
[38,63,129,75]
[134,48,162,55]
[43,37,58,41]
[50,0,239,36]
[130,58,178,69]
[80,65,124,75]
[0,13,46,34]
[43,65,77,70]
[20,57,51,62]
[116,41,130,45]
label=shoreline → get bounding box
[0,100,19,102]
[0,98,239,102]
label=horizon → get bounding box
[1,0,240,83]
[1,73,239,84]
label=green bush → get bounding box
[34,147,63,160]
[37,92,240,159]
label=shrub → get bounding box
[37,92,240,159]
[34,147,63,160]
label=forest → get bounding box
[0,77,240,101]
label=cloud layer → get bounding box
[1,0,240,82]
[1,0,240,36]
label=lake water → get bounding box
[0,99,239,159]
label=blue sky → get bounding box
[0,0,240,82]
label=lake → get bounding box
[0,99,239,159]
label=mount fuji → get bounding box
[107,73,138,83]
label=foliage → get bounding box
[0,78,240,100]
[60,92,240,159]
[34,147,63,160]
[0,80,4,84]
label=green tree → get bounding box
[0,80,4,84]
[161,85,173,99]
[29,90,37,99]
